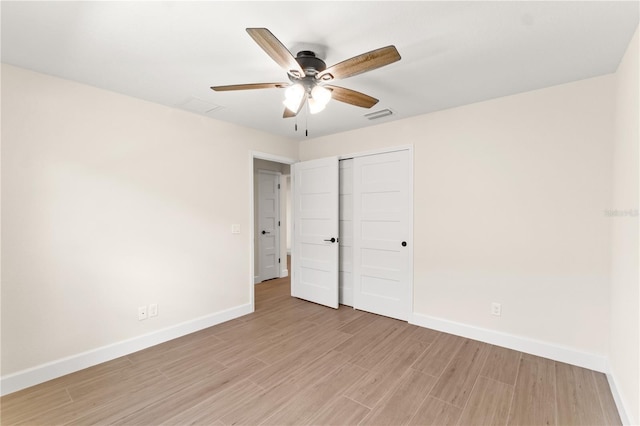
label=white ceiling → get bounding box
[2,1,638,141]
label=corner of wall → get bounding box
[609,23,640,426]
[607,368,633,426]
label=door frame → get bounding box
[249,151,296,312]
[257,169,281,283]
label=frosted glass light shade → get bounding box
[308,97,326,114]
[311,85,331,106]
[283,84,304,112]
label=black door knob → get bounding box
[401,241,407,247]
[324,237,336,243]
[262,230,270,235]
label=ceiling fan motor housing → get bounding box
[295,51,327,76]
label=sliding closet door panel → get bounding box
[292,157,339,309]
[353,150,412,320]
[339,159,354,306]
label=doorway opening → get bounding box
[254,159,291,283]
[250,152,296,311]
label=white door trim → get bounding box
[338,144,415,161]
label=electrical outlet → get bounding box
[149,303,158,317]
[231,224,241,234]
[138,306,147,321]
[491,302,502,316]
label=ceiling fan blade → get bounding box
[317,46,401,81]
[246,28,305,78]
[283,107,296,119]
[325,85,379,108]
[211,82,289,91]
[283,93,308,118]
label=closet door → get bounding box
[353,150,412,320]
[339,159,354,306]
[291,157,340,309]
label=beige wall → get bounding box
[2,31,638,416]
[610,27,639,425]
[1,64,297,375]
[300,74,615,357]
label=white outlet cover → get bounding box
[491,302,502,316]
[231,224,241,234]
[149,303,158,317]
[138,306,147,321]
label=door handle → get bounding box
[262,230,270,235]
[401,241,407,247]
[324,237,336,243]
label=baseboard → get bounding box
[410,313,608,373]
[0,303,253,396]
[607,369,634,425]
[280,268,288,278]
[254,275,260,284]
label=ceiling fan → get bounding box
[211,28,401,118]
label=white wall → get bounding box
[1,65,297,380]
[300,74,615,361]
[609,27,639,425]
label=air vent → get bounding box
[177,97,223,115]
[364,109,394,120]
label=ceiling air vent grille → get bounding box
[364,109,393,120]
[177,97,223,115]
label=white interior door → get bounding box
[353,150,412,320]
[339,159,354,307]
[258,170,280,282]
[292,157,339,309]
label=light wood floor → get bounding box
[2,266,622,425]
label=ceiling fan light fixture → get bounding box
[311,85,332,106]
[283,83,304,112]
[308,97,326,114]
[213,29,401,122]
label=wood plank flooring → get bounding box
[1,263,622,425]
